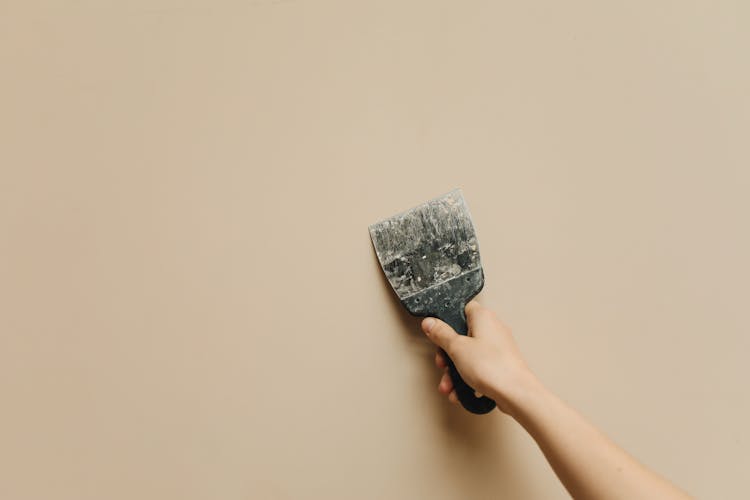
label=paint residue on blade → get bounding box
[369,190,481,299]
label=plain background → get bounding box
[1,1,749,499]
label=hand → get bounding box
[421,300,537,414]
[422,301,693,499]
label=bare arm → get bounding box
[421,301,691,500]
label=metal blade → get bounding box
[368,189,482,300]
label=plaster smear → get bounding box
[369,189,482,299]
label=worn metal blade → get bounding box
[368,189,482,302]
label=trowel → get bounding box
[369,189,496,414]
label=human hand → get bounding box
[423,302,693,499]
[421,300,538,414]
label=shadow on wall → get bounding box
[370,250,536,499]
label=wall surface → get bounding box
[2,1,749,499]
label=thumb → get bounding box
[421,317,461,354]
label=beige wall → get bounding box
[2,1,749,499]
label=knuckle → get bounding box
[495,318,511,332]
[480,308,496,321]
[464,302,480,317]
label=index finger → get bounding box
[464,299,497,338]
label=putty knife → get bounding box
[369,189,496,414]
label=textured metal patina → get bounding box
[368,189,482,302]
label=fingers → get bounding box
[448,390,458,404]
[434,350,447,369]
[438,369,458,404]
[438,369,453,394]
[421,317,463,354]
[465,299,497,338]
[423,309,479,407]
[464,299,483,317]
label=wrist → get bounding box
[490,368,548,419]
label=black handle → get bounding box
[437,307,496,415]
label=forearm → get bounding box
[496,376,691,500]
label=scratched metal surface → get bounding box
[368,189,482,300]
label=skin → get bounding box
[421,300,692,500]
